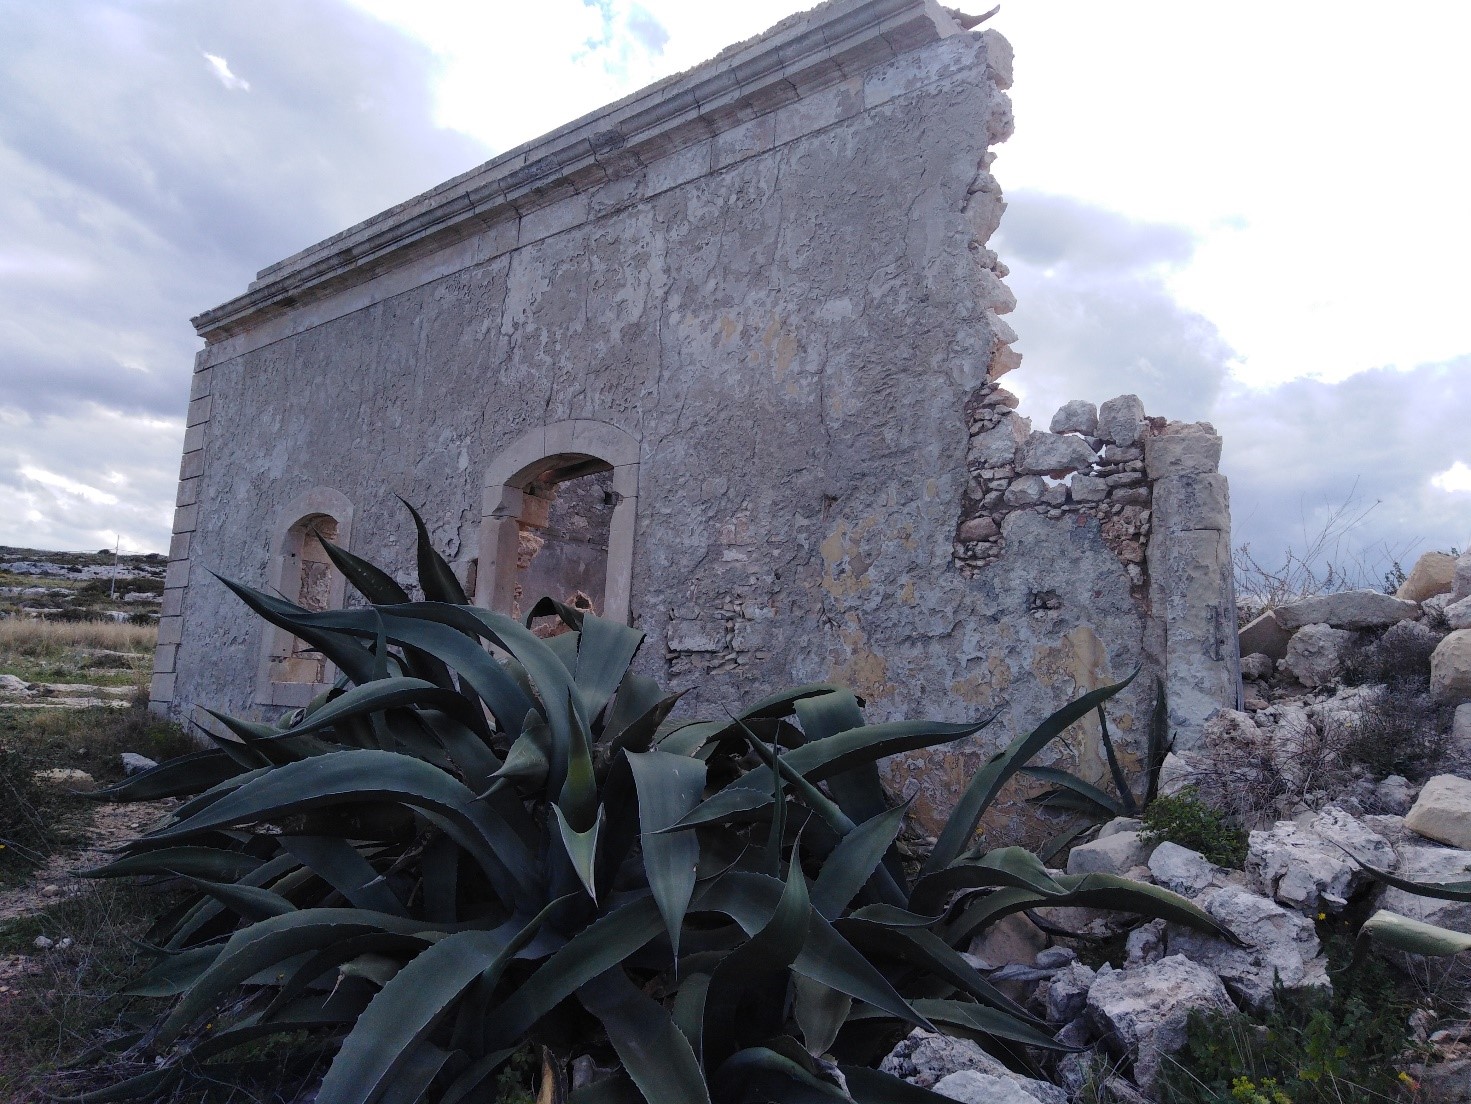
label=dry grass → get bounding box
[0,618,156,656]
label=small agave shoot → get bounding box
[77,502,1238,1104]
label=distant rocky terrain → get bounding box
[0,545,164,625]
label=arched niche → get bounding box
[477,420,639,626]
[256,487,354,708]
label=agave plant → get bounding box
[77,502,1237,1104]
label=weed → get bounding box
[1156,940,1419,1104]
[1140,788,1248,868]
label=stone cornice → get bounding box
[191,0,960,343]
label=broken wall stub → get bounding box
[151,0,1239,836]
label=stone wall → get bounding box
[151,0,1239,836]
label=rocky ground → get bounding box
[874,550,1471,1103]
[0,545,164,626]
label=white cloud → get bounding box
[1433,461,1471,494]
[203,52,250,91]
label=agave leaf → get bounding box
[189,988,375,1062]
[1355,909,1471,962]
[1094,704,1138,816]
[738,683,850,720]
[1018,766,1124,819]
[605,691,684,759]
[663,785,776,831]
[89,750,247,803]
[259,932,433,1022]
[398,497,470,604]
[487,715,553,794]
[61,1068,181,1103]
[602,673,666,746]
[553,805,603,903]
[484,896,666,1043]
[216,575,376,684]
[626,750,706,962]
[314,901,558,1104]
[702,855,812,1070]
[566,1075,646,1104]
[79,846,262,882]
[153,907,434,1046]
[909,847,1065,915]
[811,802,909,920]
[794,691,890,827]
[437,1047,523,1104]
[161,852,299,950]
[122,943,222,997]
[278,835,406,915]
[656,720,727,757]
[943,887,1053,948]
[273,677,490,742]
[317,535,411,604]
[782,716,998,784]
[142,750,540,912]
[1333,846,1471,901]
[794,974,851,1057]
[572,612,645,724]
[176,874,296,922]
[839,1066,959,1103]
[671,968,712,1054]
[560,688,599,829]
[737,722,856,837]
[578,967,711,1104]
[1053,873,1243,942]
[710,1047,848,1104]
[693,872,932,1034]
[835,919,1038,1025]
[1145,676,1171,806]
[848,997,1069,1052]
[926,671,1138,874]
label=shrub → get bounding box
[1157,933,1416,1104]
[1140,788,1247,869]
[68,503,1237,1104]
[1339,622,1441,690]
[1338,683,1451,782]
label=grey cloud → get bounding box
[0,0,487,422]
[1217,359,1471,576]
[995,190,1232,421]
[997,191,1196,271]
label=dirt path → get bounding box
[0,801,164,989]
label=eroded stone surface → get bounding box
[1398,551,1457,602]
[1283,623,1355,688]
[1247,805,1395,912]
[1405,775,1471,849]
[1275,590,1420,631]
[1086,955,1233,1091]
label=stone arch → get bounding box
[477,420,639,625]
[257,487,354,708]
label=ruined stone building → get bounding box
[151,0,1239,826]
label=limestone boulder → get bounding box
[1144,432,1222,479]
[1019,431,1096,477]
[1456,551,1471,602]
[1380,844,1471,935]
[1067,831,1151,876]
[1247,805,1395,913]
[1405,774,1471,849]
[0,673,31,694]
[1240,652,1275,681]
[1045,961,1098,1023]
[1282,623,1355,688]
[932,1071,1067,1104]
[1431,630,1471,704]
[32,767,96,791]
[1374,775,1417,816]
[1274,590,1420,631]
[880,1030,1067,1104]
[1446,596,1471,631]
[1397,551,1457,602]
[1070,474,1108,502]
[1455,704,1471,753]
[1049,399,1098,436]
[1165,885,1330,1014]
[1097,394,1146,447]
[1085,955,1233,1091]
[1238,611,1291,662]
[121,752,158,775]
[1149,842,1228,897]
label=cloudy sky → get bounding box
[2,1,1468,586]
